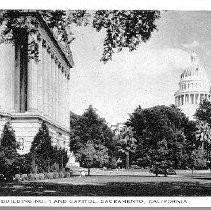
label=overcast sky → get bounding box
[68,11,211,125]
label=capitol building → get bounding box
[174,52,211,120]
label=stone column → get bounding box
[67,74,70,127]
[46,47,51,118]
[50,54,54,119]
[43,41,48,115]
[49,51,53,119]
[0,45,5,110]
[58,65,61,124]
[28,35,38,112]
[65,72,68,127]
[37,39,43,113]
[6,44,11,112]
[61,68,65,126]
[63,70,66,126]
[55,61,59,122]
[52,56,56,121]
[10,44,15,112]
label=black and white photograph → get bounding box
[1,0,211,208]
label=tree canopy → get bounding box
[195,99,211,125]
[30,121,69,173]
[126,105,197,169]
[69,105,113,172]
[0,10,160,62]
[0,122,20,181]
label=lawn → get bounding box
[1,169,211,196]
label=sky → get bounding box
[68,11,211,125]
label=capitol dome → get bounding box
[174,52,211,120]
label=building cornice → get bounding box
[0,111,70,134]
[174,90,211,97]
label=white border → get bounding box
[1,0,211,10]
[0,0,211,208]
[0,197,210,207]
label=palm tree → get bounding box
[196,121,211,153]
[117,126,137,169]
[195,121,211,170]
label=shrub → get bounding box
[69,169,73,176]
[14,174,21,182]
[58,171,64,178]
[44,172,49,179]
[108,157,117,169]
[53,171,59,179]
[48,172,54,179]
[34,173,39,180]
[21,174,28,181]
[0,174,5,182]
[64,172,71,178]
[39,173,45,180]
[28,174,35,181]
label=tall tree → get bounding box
[0,122,19,181]
[117,126,137,169]
[126,105,194,169]
[195,99,211,167]
[0,10,160,62]
[76,143,109,175]
[70,105,112,173]
[0,122,17,150]
[30,121,54,172]
[195,99,211,125]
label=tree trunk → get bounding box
[32,152,36,174]
[47,159,50,173]
[61,154,64,169]
[88,168,91,176]
[126,151,130,169]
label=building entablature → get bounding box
[174,90,211,96]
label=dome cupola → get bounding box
[174,52,211,119]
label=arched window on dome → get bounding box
[184,84,186,90]
[188,83,189,89]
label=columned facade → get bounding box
[0,13,74,159]
[174,52,211,120]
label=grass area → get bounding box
[1,169,211,196]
